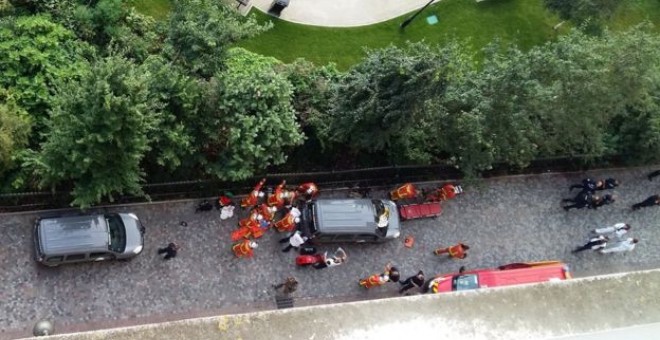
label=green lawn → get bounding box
[238,0,564,69]
[126,0,172,20]
[130,0,660,69]
[610,0,660,31]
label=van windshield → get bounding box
[372,200,389,228]
[106,214,127,253]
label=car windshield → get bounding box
[452,274,479,291]
[106,214,127,253]
[372,200,389,226]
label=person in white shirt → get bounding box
[313,247,347,270]
[592,223,631,240]
[279,230,308,252]
[572,236,608,253]
[600,238,638,254]
[289,206,301,218]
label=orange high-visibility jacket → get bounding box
[274,213,297,233]
[241,178,266,208]
[390,183,417,201]
[232,240,254,258]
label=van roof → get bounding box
[38,215,110,256]
[314,199,379,233]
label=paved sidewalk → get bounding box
[3,167,660,338]
[248,0,440,27]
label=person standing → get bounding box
[279,230,308,252]
[632,195,660,210]
[399,271,425,294]
[600,238,638,254]
[592,223,631,240]
[272,277,298,295]
[572,236,608,253]
[434,243,470,259]
[157,242,180,260]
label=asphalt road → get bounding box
[2,167,660,339]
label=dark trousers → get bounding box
[572,241,603,253]
[569,184,585,191]
[648,170,660,181]
[563,203,587,211]
[632,196,659,210]
[313,262,328,269]
[158,248,177,260]
[399,276,423,294]
[279,236,296,252]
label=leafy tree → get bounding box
[602,26,660,162]
[544,0,624,34]
[282,58,340,129]
[141,55,200,172]
[322,42,468,164]
[166,0,271,78]
[0,15,93,137]
[35,55,161,207]
[200,48,303,179]
[0,89,31,175]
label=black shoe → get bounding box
[649,175,654,182]
[563,206,570,211]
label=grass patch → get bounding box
[129,0,660,69]
[126,0,172,20]
[238,0,564,69]
[610,0,660,31]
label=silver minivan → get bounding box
[33,213,145,266]
[300,199,401,243]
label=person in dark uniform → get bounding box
[562,190,593,211]
[157,242,179,260]
[590,194,615,209]
[569,178,619,192]
[648,170,660,181]
[632,195,660,210]
[399,271,425,294]
[572,236,608,253]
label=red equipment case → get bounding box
[398,202,442,220]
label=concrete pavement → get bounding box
[247,0,440,27]
[31,270,660,340]
[3,167,660,338]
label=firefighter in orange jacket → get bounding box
[274,210,300,233]
[359,263,398,288]
[267,180,287,207]
[255,203,277,222]
[297,182,319,201]
[426,184,463,202]
[433,243,470,259]
[241,178,266,209]
[390,183,417,201]
[232,240,258,258]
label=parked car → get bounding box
[34,213,145,267]
[299,199,401,243]
[425,261,571,293]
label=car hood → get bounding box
[119,213,144,254]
